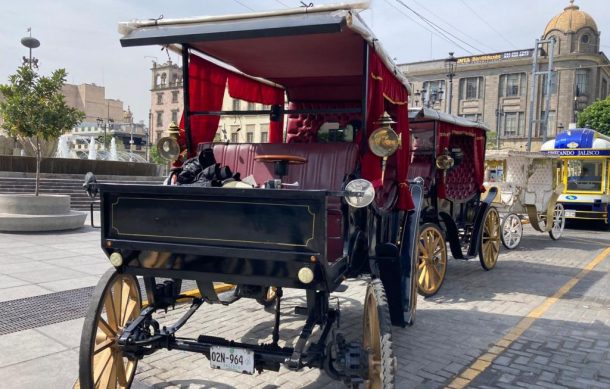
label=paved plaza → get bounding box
[0,216,608,388]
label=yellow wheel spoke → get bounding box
[103,293,118,330]
[98,317,116,338]
[94,338,114,355]
[93,347,112,387]
[116,355,128,387]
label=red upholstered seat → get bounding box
[197,142,360,261]
[444,136,477,201]
[285,102,361,143]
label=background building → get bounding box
[150,60,271,146]
[399,1,610,151]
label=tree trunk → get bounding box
[35,136,41,196]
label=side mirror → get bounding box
[83,172,98,199]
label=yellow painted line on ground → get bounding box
[447,246,610,389]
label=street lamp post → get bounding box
[96,117,114,150]
[20,28,40,69]
[444,52,458,115]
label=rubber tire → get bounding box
[255,286,277,307]
[548,203,566,240]
[362,279,396,389]
[79,269,141,389]
[479,207,501,271]
[500,213,522,250]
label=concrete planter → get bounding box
[0,194,86,232]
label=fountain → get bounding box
[56,135,71,158]
[88,136,97,160]
[110,138,118,161]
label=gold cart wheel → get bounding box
[79,269,142,389]
[256,286,277,307]
[362,279,396,389]
[479,207,501,270]
[416,223,447,297]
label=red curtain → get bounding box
[182,55,229,156]
[361,50,413,210]
[474,131,486,192]
[227,74,284,143]
[435,123,486,198]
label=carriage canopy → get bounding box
[119,5,413,209]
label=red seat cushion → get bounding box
[444,136,476,201]
[285,102,361,143]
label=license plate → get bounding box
[564,210,576,217]
[210,346,254,374]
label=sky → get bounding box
[1,0,608,125]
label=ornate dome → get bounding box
[543,0,597,36]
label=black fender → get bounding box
[376,182,424,327]
[467,187,497,257]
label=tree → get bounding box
[577,96,610,136]
[0,66,84,195]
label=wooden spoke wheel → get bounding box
[548,203,566,240]
[416,223,447,297]
[256,286,277,307]
[79,269,142,389]
[479,207,501,271]
[501,213,522,250]
[362,279,396,389]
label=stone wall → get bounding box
[0,155,163,176]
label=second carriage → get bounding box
[408,108,501,297]
[484,150,566,249]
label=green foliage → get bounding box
[0,66,84,141]
[149,142,166,165]
[0,65,84,194]
[577,97,610,136]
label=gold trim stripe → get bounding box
[112,196,316,248]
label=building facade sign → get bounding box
[542,149,610,156]
[457,50,533,65]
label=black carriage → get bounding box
[79,5,425,388]
[407,108,501,297]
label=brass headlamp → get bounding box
[368,113,402,183]
[156,122,182,161]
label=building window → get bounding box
[499,73,526,97]
[502,112,525,137]
[157,93,163,105]
[541,110,556,137]
[459,77,484,100]
[462,113,482,122]
[581,34,589,44]
[541,73,558,96]
[247,102,256,111]
[246,132,254,142]
[232,99,241,111]
[160,73,167,86]
[230,133,239,143]
[575,69,589,96]
[156,111,163,128]
[422,80,445,105]
[601,79,608,98]
[172,91,179,103]
[171,110,179,124]
[260,131,268,143]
